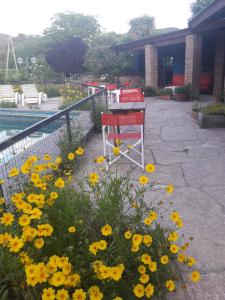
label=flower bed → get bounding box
[0,149,200,299]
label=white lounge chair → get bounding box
[21,84,47,106]
[0,85,20,104]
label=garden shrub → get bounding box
[202,103,225,116]
[156,88,173,96]
[0,149,201,299]
[0,101,17,108]
[59,84,86,109]
[39,84,61,98]
[142,86,157,97]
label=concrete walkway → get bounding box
[77,98,225,299]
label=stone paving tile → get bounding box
[152,149,191,165]
[161,125,197,141]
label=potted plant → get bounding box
[156,88,173,100]
[174,86,187,101]
[191,91,202,120]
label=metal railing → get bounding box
[0,88,108,199]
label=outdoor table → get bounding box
[108,102,147,139]
[108,102,147,113]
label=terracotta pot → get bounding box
[191,111,199,120]
[156,95,172,100]
[174,93,187,101]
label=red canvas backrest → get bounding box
[200,72,213,89]
[119,94,144,103]
[120,88,142,95]
[87,81,100,87]
[172,75,184,86]
[106,84,117,90]
[101,112,144,126]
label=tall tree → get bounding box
[46,37,86,77]
[128,15,155,39]
[85,32,133,79]
[43,12,101,43]
[191,0,214,16]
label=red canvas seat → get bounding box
[119,94,144,103]
[101,112,145,169]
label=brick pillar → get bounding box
[145,44,158,87]
[184,34,202,91]
[213,31,225,100]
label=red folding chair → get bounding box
[106,84,117,91]
[101,112,144,169]
[119,94,144,103]
[120,88,142,95]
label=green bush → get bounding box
[202,103,225,116]
[38,84,61,98]
[59,84,86,109]
[174,86,187,94]
[142,86,157,97]
[157,88,173,96]
[0,101,17,108]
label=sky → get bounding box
[0,0,193,36]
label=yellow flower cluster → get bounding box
[92,260,125,281]
[89,240,107,255]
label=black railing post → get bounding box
[0,184,4,199]
[65,112,72,143]
[91,96,96,117]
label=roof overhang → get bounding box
[112,28,190,52]
[189,0,225,29]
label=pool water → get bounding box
[0,109,59,143]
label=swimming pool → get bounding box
[0,109,60,143]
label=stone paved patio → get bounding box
[77,98,225,299]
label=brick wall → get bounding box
[145,44,158,87]
[213,31,225,100]
[184,34,202,91]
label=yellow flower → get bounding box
[72,289,86,300]
[160,255,169,264]
[51,272,65,287]
[138,265,146,274]
[75,147,84,155]
[0,197,5,205]
[43,154,51,161]
[113,297,122,300]
[101,224,112,236]
[95,156,105,164]
[190,271,201,282]
[50,192,58,199]
[34,238,44,249]
[141,253,152,265]
[42,287,55,300]
[170,244,179,254]
[139,175,149,185]
[145,283,154,298]
[0,212,14,226]
[68,152,75,160]
[143,234,153,247]
[68,226,76,233]
[124,230,132,239]
[170,211,180,222]
[56,289,69,300]
[55,178,65,188]
[8,237,24,253]
[178,253,186,263]
[166,184,174,194]
[115,139,121,146]
[132,234,142,246]
[97,240,107,250]
[0,179,5,184]
[55,156,62,164]
[149,211,157,220]
[139,273,149,284]
[9,167,19,177]
[89,173,99,185]
[113,147,120,156]
[88,286,103,300]
[149,261,157,272]
[18,214,30,227]
[187,256,196,267]
[144,217,153,226]
[168,231,178,242]
[131,244,139,252]
[166,280,175,292]
[133,284,145,298]
[145,164,155,173]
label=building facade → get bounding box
[114,0,225,100]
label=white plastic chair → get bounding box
[101,111,145,169]
[21,84,47,106]
[0,85,19,104]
